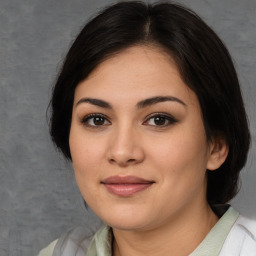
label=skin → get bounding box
[69,46,228,256]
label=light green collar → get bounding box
[86,206,239,256]
[190,206,239,255]
[86,225,112,256]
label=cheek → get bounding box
[70,138,103,205]
[145,123,209,183]
[69,127,103,181]
[71,144,102,178]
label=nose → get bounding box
[107,126,145,167]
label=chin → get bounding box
[97,206,155,231]
[106,218,149,231]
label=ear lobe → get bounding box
[207,138,229,171]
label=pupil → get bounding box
[154,116,165,125]
[94,117,104,125]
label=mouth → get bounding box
[101,175,155,197]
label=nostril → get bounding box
[109,158,135,164]
[107,145,145,166]
[127,159,136,162]
[109,159,115,164]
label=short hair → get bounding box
[49,1,250,205]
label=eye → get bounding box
[143,113,177,127]
[81,114,111,127]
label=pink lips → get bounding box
[101,176,154,197]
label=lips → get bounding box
[101,176,154,197]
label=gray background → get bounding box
[0,0,255,255]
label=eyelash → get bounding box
[143,113,177,127]
[81,113,111,127]
[80,113,177,128]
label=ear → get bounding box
[207,137,229,171]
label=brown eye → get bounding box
[143,113,177,127]
[153,116,167,126]
[92,116,105,125]
[82,114,111,127]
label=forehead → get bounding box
[74,45,196,106]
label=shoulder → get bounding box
[37,240,58,256]
[236,215,256,235]
[220,214,256,255]
[233,215,256,244]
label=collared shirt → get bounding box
[85,206,239,256]
[38,206,256,256]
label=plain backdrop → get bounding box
[0,0,255,255]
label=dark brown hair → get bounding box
[49,1,250,205]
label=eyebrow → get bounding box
[76,96,186,109]
[76,98,112,109]
[136,96,186,108]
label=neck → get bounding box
[112,202,218,256]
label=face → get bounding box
[69,46,216,231]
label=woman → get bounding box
[39,1,255,255]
